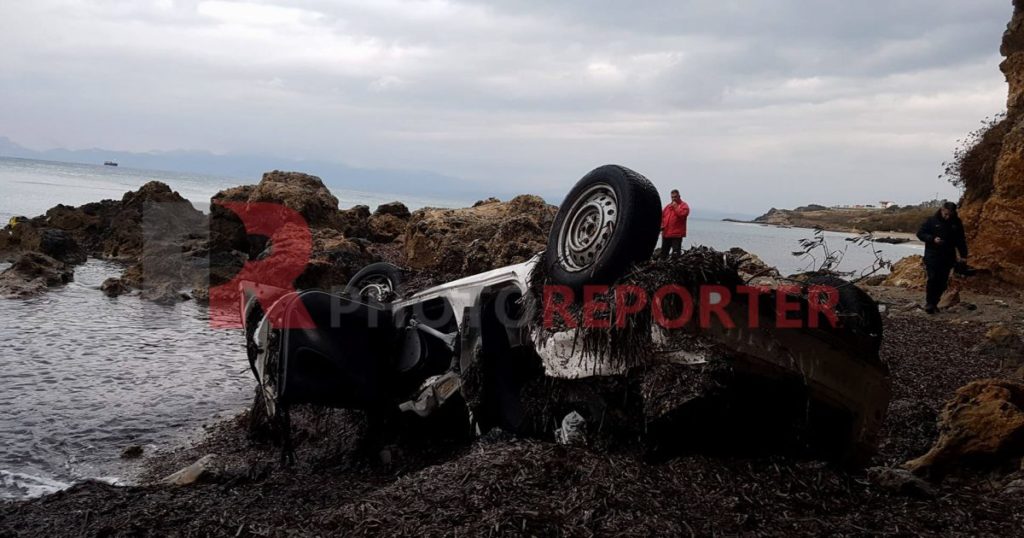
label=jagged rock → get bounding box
[14,227,86,265]
[368,214,408,243]
[405,195,556,279]
[209,185,256,254]
[163,454,219,486]
[866,467,936,498]
[905,379,1024,473]
[0,222,85,265]
[0,252,73,298]
[959,0,1024,287]
[247,171,340,227]
[337,205,371,239]
[374,201,411,219]
[100,277,129,298]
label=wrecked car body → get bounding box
[242,164,891,461]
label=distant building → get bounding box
[878,200,895,209]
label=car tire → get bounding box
[344,262,404,302]
[805,274,883,356]
[543,164,662,290]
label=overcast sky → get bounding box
[0,0,1013,213]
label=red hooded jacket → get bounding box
[661,201,690,238]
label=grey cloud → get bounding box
[0,0,1013,213]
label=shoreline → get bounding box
[722,218,920,244]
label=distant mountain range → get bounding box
[0,136,510,204]
[0,136,761,219]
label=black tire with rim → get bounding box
[344,262,404,303]
[805,274,884,356]
[544,165,662,290]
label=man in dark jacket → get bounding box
[916,201,968,314]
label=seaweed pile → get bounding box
[527,246,746,370]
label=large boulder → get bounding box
[247,171,340,227]
[374,201,411,219]
[0,252,73,298]
[905,379,1024,473]
[958,0,1024,286]
[404,195,557,278]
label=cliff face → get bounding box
[959,0,1024,285]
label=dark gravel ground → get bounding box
[3,314,1023,537]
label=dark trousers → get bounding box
[925,262,952,307]
[661,236,683,259]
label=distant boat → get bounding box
[103,161,118,167]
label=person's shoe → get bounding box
[924,305,938,315]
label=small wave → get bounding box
[0,469,71,500]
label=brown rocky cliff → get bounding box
[959,0,1024,286]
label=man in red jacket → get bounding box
[660,189,690,258]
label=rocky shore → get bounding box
[736,204,935,242]
[6,3,1024,532]
[0,171,556,305]
[2,285,1024,536]
[2,167,1024,535]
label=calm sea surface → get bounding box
[0,157,923,499]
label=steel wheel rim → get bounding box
[358,276,394,302]
[556,183,618,272]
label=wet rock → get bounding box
[905,379,1024,473]
[163,454,219,486]
[0,252,73,298]
[120,445,144,459]
[140,282,192,304]
[866,467,936,498]
[100,277,129,298]
[405,195,556,279]
[22,228,86,265]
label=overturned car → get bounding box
[241,165,890,462]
